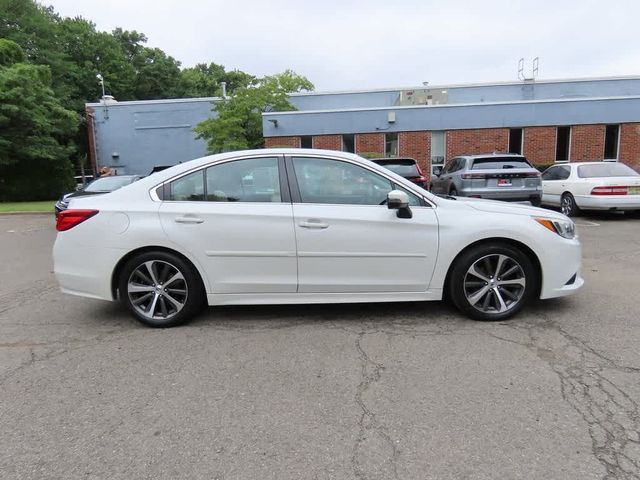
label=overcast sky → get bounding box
[45,0,640,91]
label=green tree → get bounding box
[194,70,313,152]
[0,41,78,200]
[0,38,25,66]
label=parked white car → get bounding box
[53,149,583,327]
[541,162,640,216]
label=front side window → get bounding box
[168,157,281,202]
[292,157,420,206]
[542,165,571,181]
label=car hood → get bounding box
[455,196,569,221]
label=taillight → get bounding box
[591,186,628,196]
[461,173,487,179]
[56,209,99,231]
[524,172,541,178]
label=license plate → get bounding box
[629,186,640,195]
[497,179,512,186]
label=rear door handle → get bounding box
[299,220,329,229]
[175,216,204,224]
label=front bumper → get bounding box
[538,234,584,300]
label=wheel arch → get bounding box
[111,246,208,301]
[443,237,542,299]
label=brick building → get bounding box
[263,76,640,177]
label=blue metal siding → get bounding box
[90,99,217,176]
[262,97,640,138]
[446,79,640,103]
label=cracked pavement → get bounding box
[1,213,640,479]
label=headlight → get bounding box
[534,217,576,239]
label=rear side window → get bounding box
[167,157,281,202]
[169,170,205,201]
[471,157,532,170]
[577,163,639,178]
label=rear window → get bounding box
[577,163,639,178]
[373,160,420,177]
[471,157,532,170]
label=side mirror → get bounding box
[76,184,85,192]
[432,166,443,177]
[387,190,412,219]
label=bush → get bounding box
[358,152,383,159]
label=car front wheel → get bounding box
[448,243,538,321]
[118,251,204,327]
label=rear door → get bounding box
[159,155,298,294]
[541,165,571,205]
[287,155,439,293]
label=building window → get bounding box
[431,131,446,175]
[555,126,571,162]
[300,136,313,149]
[508,128,523,155]
[604,125,619,160]
[342,134,355,153]
[385,132,398,157]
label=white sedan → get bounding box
[541,161,640,216]
[53,149,583,327]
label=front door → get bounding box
[159,155,297,294]
[288,155,439,293]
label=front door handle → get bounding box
[175,216,204,224]
[299,220,329,229]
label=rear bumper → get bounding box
[575,195,640,210]
[53,235,124,301]
[459,189,542,202]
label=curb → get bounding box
[0,211,52,215]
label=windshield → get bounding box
[577,163,639,178]
[374,160,420,177]
[85,176,135,192]
[471,157,532,170]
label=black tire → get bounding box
[449,187,458,196]
[560,192,580,217]
[118,251,204,327]
[448,243,538,321]
[530,196,542,207]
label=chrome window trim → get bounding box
[148,153,284,203]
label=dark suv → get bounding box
[369,157,428,188]
[430,154,542,205]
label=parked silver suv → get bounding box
[430,154,542,205]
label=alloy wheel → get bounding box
[561,195,574,216]
[127,260,188,321]
[463,254,526,313]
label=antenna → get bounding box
[517,58,525,81]
[517,57,539,81]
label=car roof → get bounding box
[459,153,526,159]
[370,157,417,162]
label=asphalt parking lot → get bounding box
[1,213,639,480]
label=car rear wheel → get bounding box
[449,187,458,196]
[118,251,204,327]
[561,192,579,217]
[448,243,537,321]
